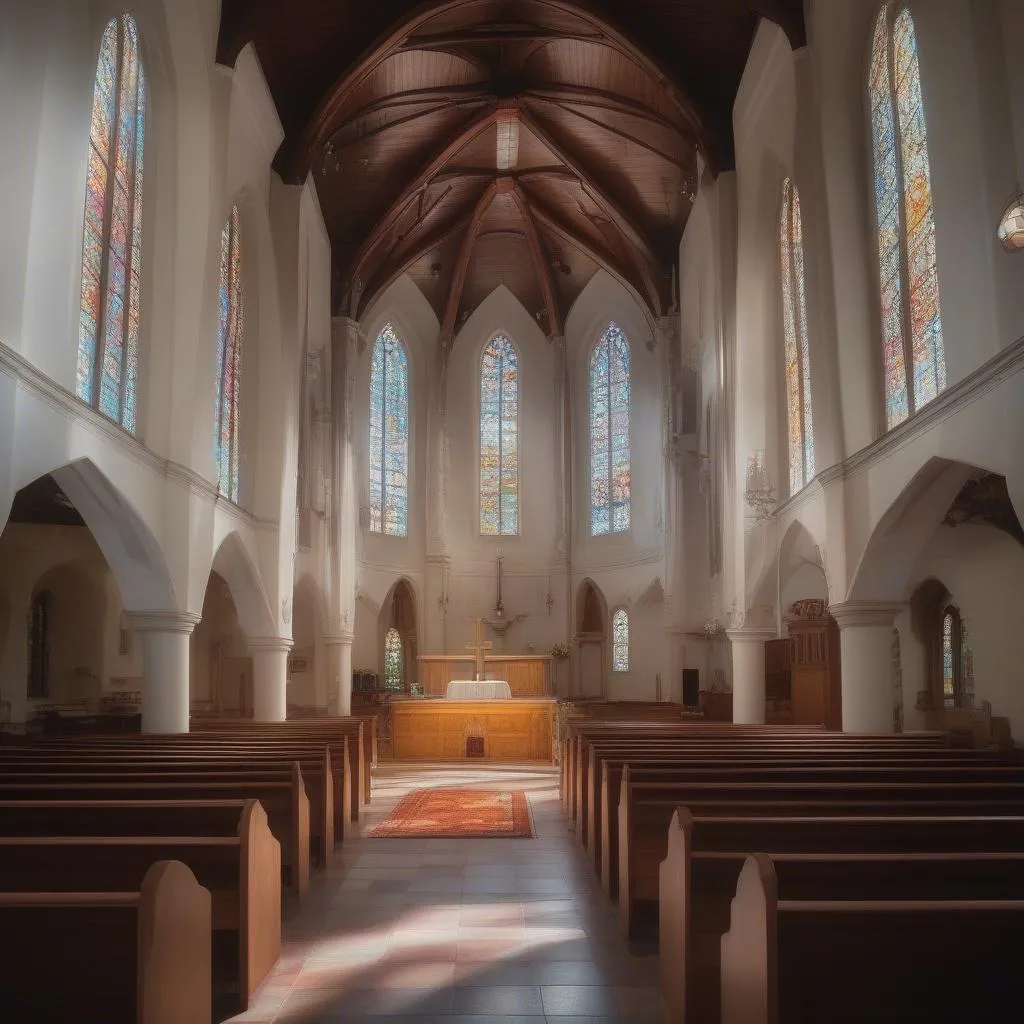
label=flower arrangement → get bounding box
[550,642,570,660]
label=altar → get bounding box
[390,698,556,761]
[418,655,550,696]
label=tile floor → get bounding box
[228,763,661,1023]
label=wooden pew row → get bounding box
[0,800,280,1013]
[0,860,212,1024]
[0,769,310,896]
[660,809,1024,1024]
[594,753,1024,892]
[189,717,373,811]
[617,769,1024,936]
[564,726,949,823]
[9,734,351,837]
[572,733,960,841]
[720,854,1024,1024]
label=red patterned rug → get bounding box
[370,788,533,839]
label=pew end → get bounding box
[720,854,777,1024]
[239,800,282,1008]
[659,808,693,1024]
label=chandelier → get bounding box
[997,187,1024,253]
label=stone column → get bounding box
[323,632,354,716]
[830,602,902,734]
[727,629,776,724]
[130,613,200,734]
[250,638,292,722]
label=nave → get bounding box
[231,764,660,1024]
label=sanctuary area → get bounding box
[1,0,1024,1021]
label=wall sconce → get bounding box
[997,187,1024,253]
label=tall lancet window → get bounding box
[384,627,404,692]
[611,608,629,672]
[214,206,244,502]
[479,334,519,535]
[870,4,945,430]
[369,323,409,536]
[780,179,814,494]
[590,323,631,535]
[77,13,146,432]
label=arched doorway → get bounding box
[380,579,417,695]
[575,579,607,699]
[190,572,252,717]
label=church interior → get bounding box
[1,0,1024,1020]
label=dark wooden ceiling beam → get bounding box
[356,212,473,321]
[440,177,504,346]
[523,84,689,135]
[329,84,493,135]
[401,27,606,49]
[529,200,655,327]
[524,95,691,171]
[347,107,501,308]
[324,97,491,153]
[510,185,563,338]
[520,110,664,313]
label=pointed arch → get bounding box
[589,322,631,536]
[214,205,244,501]
[77,13,147,432]
[869,4,945,429]
[479,333,519,535]
[369,322,409,536]
[611,607,629,672]
[780,179,814,493]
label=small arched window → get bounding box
[480,334,519,535]
[384,627,404,692]
[869,4,945,429]
[27,591,52,699]
[941,606,962,709]
[611,608,629,673]
[77,13,147,432]
[780,179,814,493]
[369,323,409,537]
[214,205,244,502]
[590,323,631,536]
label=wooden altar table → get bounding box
[390,698,556,761]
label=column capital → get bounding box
[248,636,294,654]
[829,601,903,629]
[322,631,355,646]
[726,628,777,644]
[129,612,201,635]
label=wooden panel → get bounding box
[391,699,555,761]
[417,657,549,696]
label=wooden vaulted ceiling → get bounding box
[217,1,805,335]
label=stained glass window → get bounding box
[870,5,945,430]
[480,334,519,535]
[942,610,954,706]
[611,608,629,672]
[77,14,146,433]
[369,323,409,536]
[214,206,244,502]
[384,627,404,692]
[590,323,631,536]
[780,179,814,494]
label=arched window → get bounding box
[369,323,409,537]
[941,606,962,709]
[479,334,519,535]
[780,179,814,493]
[383,627,404,692]
[590,323,631,536]
[214,206,244,502]
[77,14,146,432]
[869,4,945,430]
[611,608,629,672]
[27,591,52,699]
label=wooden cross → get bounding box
[465,617,492,681]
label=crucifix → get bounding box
[465,617,492,681]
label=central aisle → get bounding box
[232,764,661,1023]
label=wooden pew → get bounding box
[720,854,1024,1024]
[0,860,212,1024]
[0,799,280,1012]
[597,754,1024,894]
[660,809,1024,1024]
[617,768,1024,936]
[10,734,350,839]
[0,762,313,890]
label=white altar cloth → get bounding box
[445,679,512,699]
